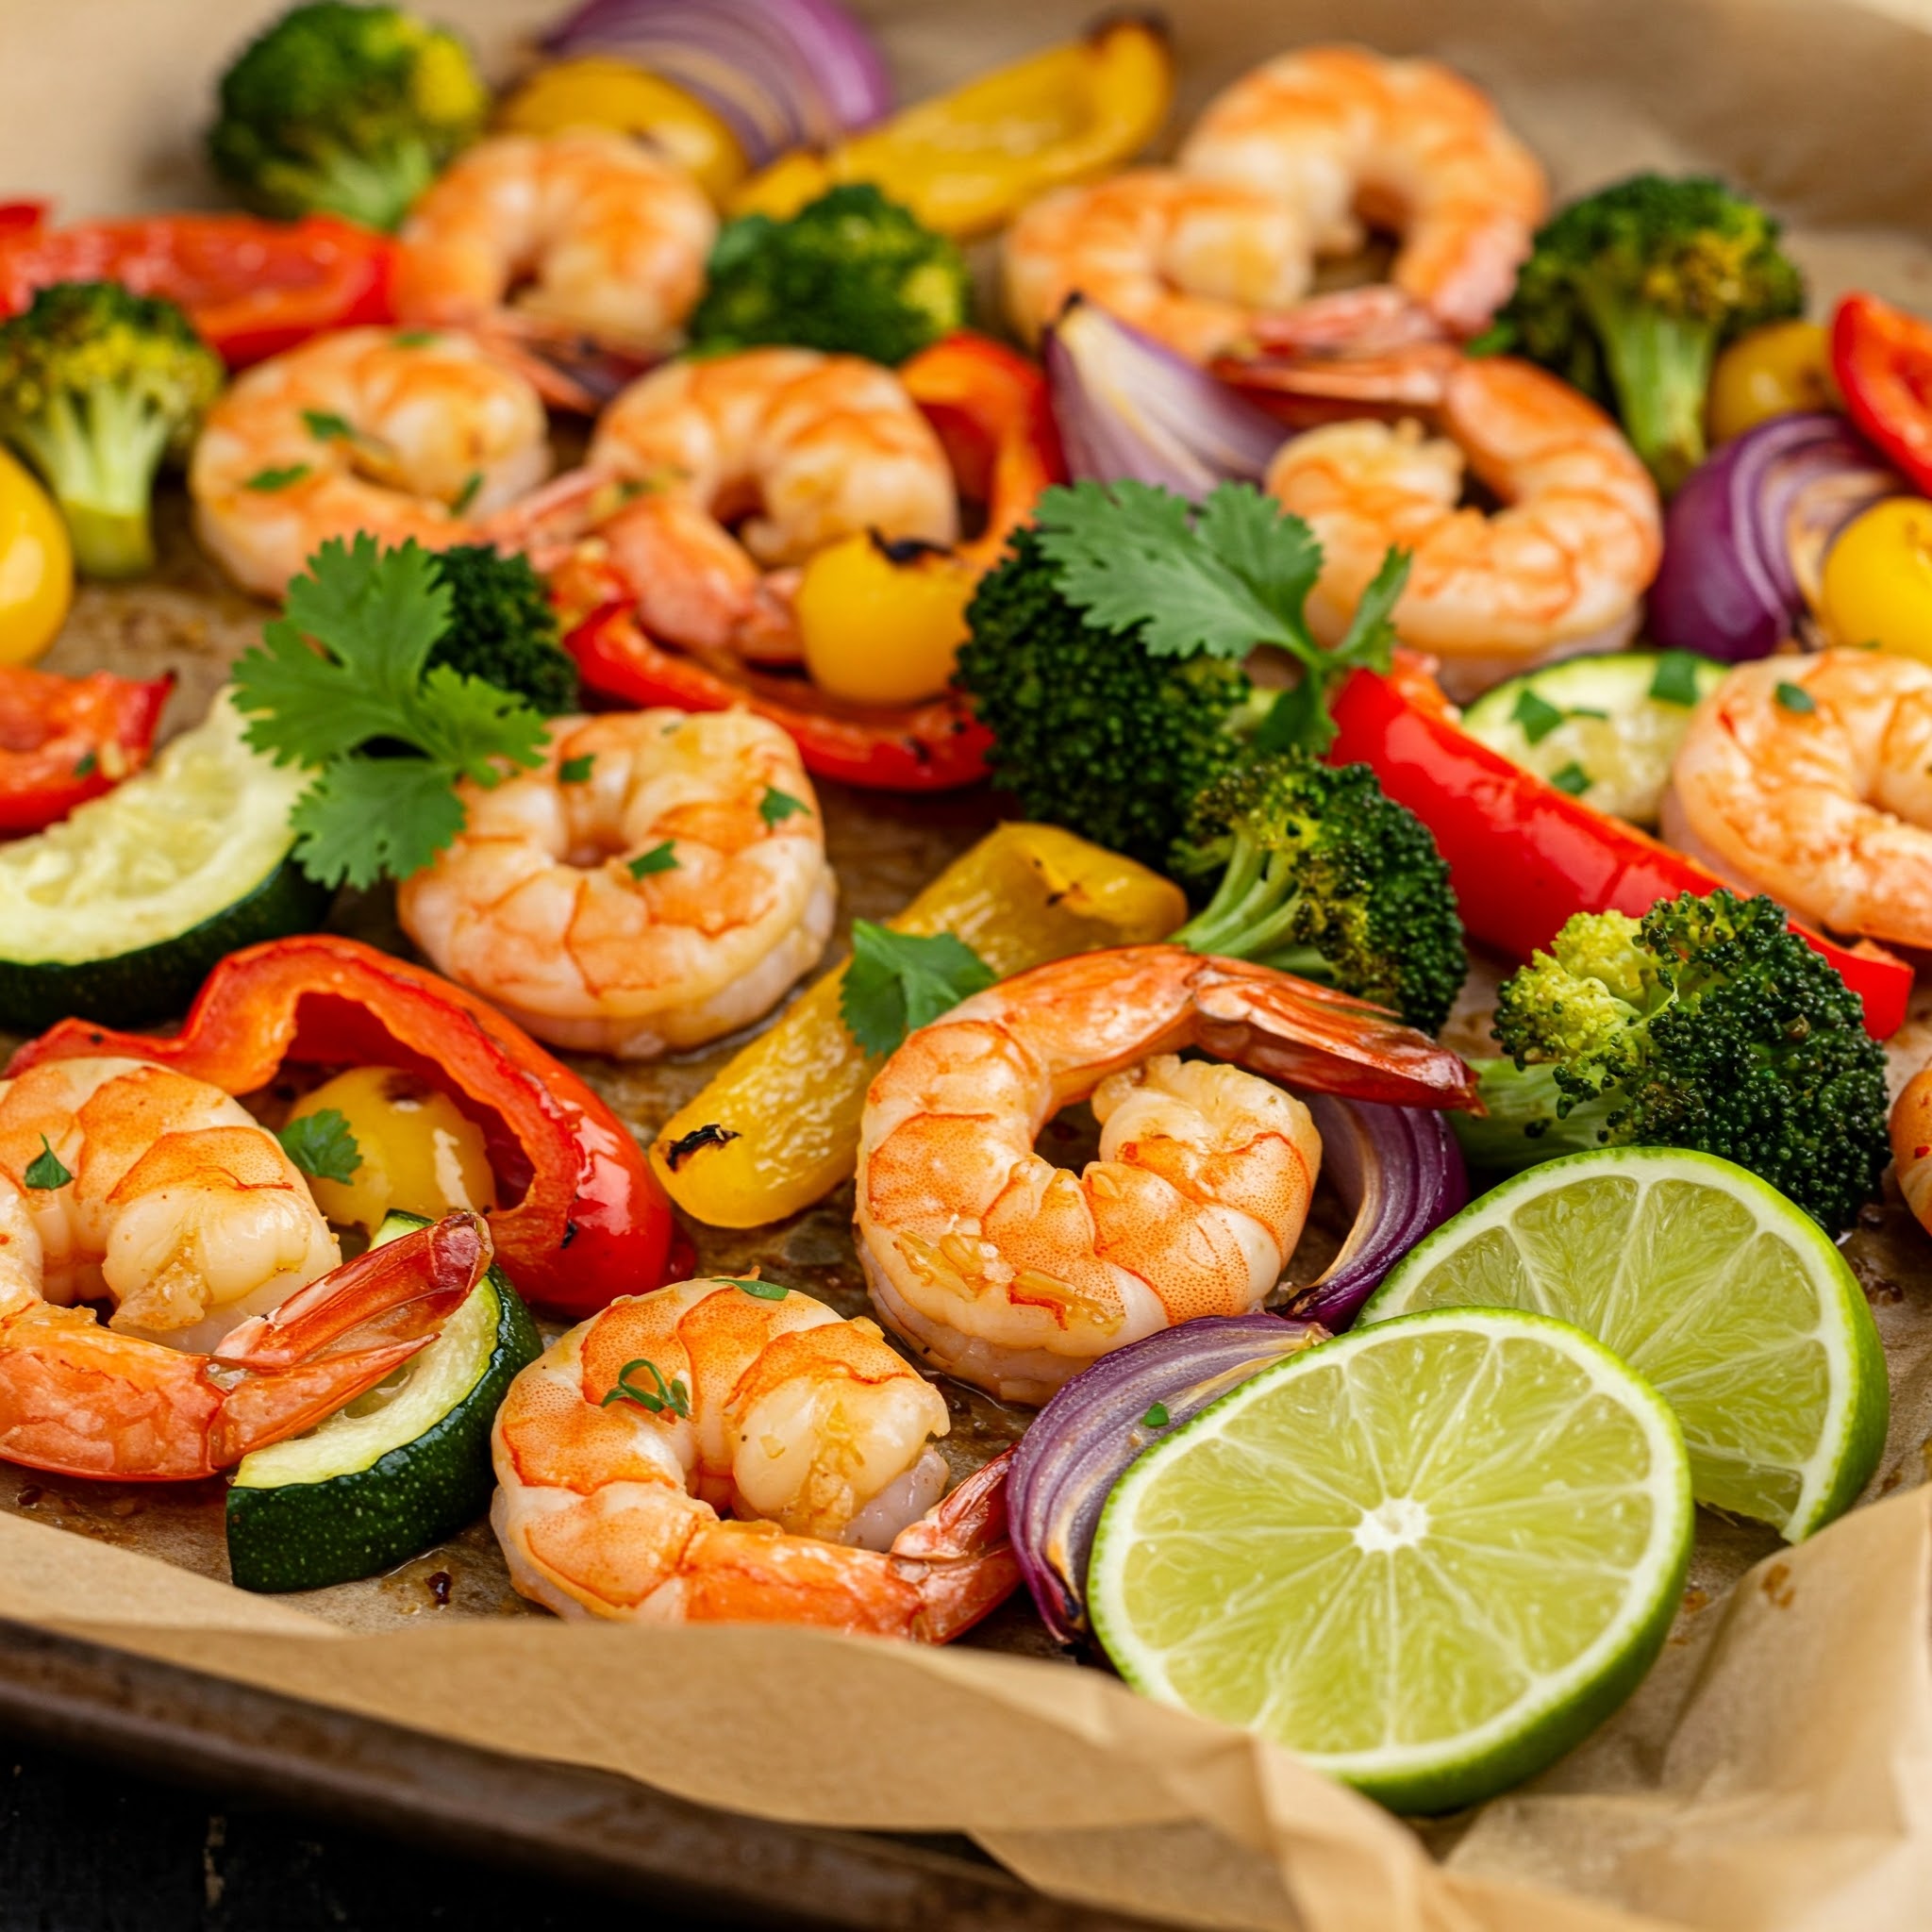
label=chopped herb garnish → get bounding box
[1549,761,1592,796]
[392,329,438,347]
[72,750,97,778]
[601,1357,691,1418]
[759,786,809,826]
[1649,652,1707,707]
[558,753,595,784]
[722,1276,790,1301]
[659,1122,740,1169]
[1511,687,1567,745]
[450,471,484,515]
[302,408,355,442]
[23,1135,71,1191]
[1141,1402,1171,1429]
[243,463,311,491]
[840,919,996,1058]
[1775,681,1817,713]
[627,841,679,878]
[276,1108,362,1184]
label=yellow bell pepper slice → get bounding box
[651,823,1186,1227]
[728,17,1174,237]
[497,56,750,204]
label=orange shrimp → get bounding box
[855,945,1478,1402]
[490,1275,1018,1637]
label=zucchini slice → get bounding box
[0,690,329,1031]
[225,1211,541,1593]
[1460,651,1727,827]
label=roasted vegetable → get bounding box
[426,544,578,716]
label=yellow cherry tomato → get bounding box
[496,56,748,203]
[1819,496,1932,660]
[795,531,976,707]
[1707,321,1837,444]
[286,1065,497,1235]
[0,448,72,666]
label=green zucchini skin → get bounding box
[225,1258,541,1595]
[0,853,331,1034]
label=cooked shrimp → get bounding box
[1002,169,1323,361]
[393,131,717,392]
[855,944,1479,1403]
[1890,1066,1932,1240]
[190,326,552,600]
[1263,353,1661,699]
[396,708,836,1058]
[491,1275,1019,1637]
[1178,43,1547,338]
[572,348,958,662]
[0,1057,338,1349]
[1664,651,1932,948]
[0,1058,491,1478]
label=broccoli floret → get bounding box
[689,185,972,366]
[1487,173,1805,492]
[208,1,489,231]
[0,282,224,579]
[1170,753,1468,1032]
[425,545,578,715]
[954,525,1272,866]
[1457,891,1888,1231]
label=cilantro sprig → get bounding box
[840,921,996,1058]
[277,1108,362,1185]
[1034,479,1410,753]
[230,536,548,890]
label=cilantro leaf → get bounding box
[840,920,996,1058]
[23,1135,71,1190]
[627,842,679,878]
[302,408,355,442]
[759,786,809,825]
[229,536,548,890]
[721,1276,790,1301]
[244,463,310,491]
[558,753,595,784]
[277,1108,362,1185]
[1549,761,1593,796]
[1512,686,1568,744]
[1775,681,1816,714]
[288,755,473,891]
[1193,482,1324,641]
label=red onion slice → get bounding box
[1006,1093,1468,1643]
[542,0,893,166]
[1044,297,1285,496]
[1648,412,1904,660]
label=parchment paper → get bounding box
[5,2,1932,1927]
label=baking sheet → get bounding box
[7,2,1932,1928]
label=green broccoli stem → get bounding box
[1451,1058,1618,1173]
[1579,282,1720,494]
[1173,833,1312,960]
[300,136,441,232]
[11,386,171,579]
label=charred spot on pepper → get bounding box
[869,531,952,569]
[560,1220,578,1248]
[661,1122,742,1170]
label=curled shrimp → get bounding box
[190,326,552,600]
[1261,352,1661,699]
[490,1275,1019,1639]
[1665,651,1932,948]
[1178,43,1548,338]
[855,944,1478,1403]
[0,1054,491,1480]
[395,708,836,1059]
[1890,1065,1932,1241]
[510,348,959,665]
[393,131,717,407]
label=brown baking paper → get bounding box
[6,0,1932,1926]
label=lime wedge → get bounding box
[1090,1309,1692,1813]
[1362,1147,1887,1542]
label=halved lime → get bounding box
[1090,1308,1692,1813]
[1362,1147,1887,1542]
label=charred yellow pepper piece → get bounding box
[728,18,1174,237]
[651,823,1186,1226]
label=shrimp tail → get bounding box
[1215,337,1463,415]
[214,1212,491,1371]
[890,1451,1024,1644]
[208,1337,442,1469]
[1191,958,1483,1109]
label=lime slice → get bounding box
[1362,1147,1887,1542]
[1091,1308,1691,1812]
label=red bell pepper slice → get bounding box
[0,666,173,836]
[1327,658,1913,1040]
[1831,291,1932,495]
[0,209,393,367]
[8,935,675,1317]
[569,600,993,791]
